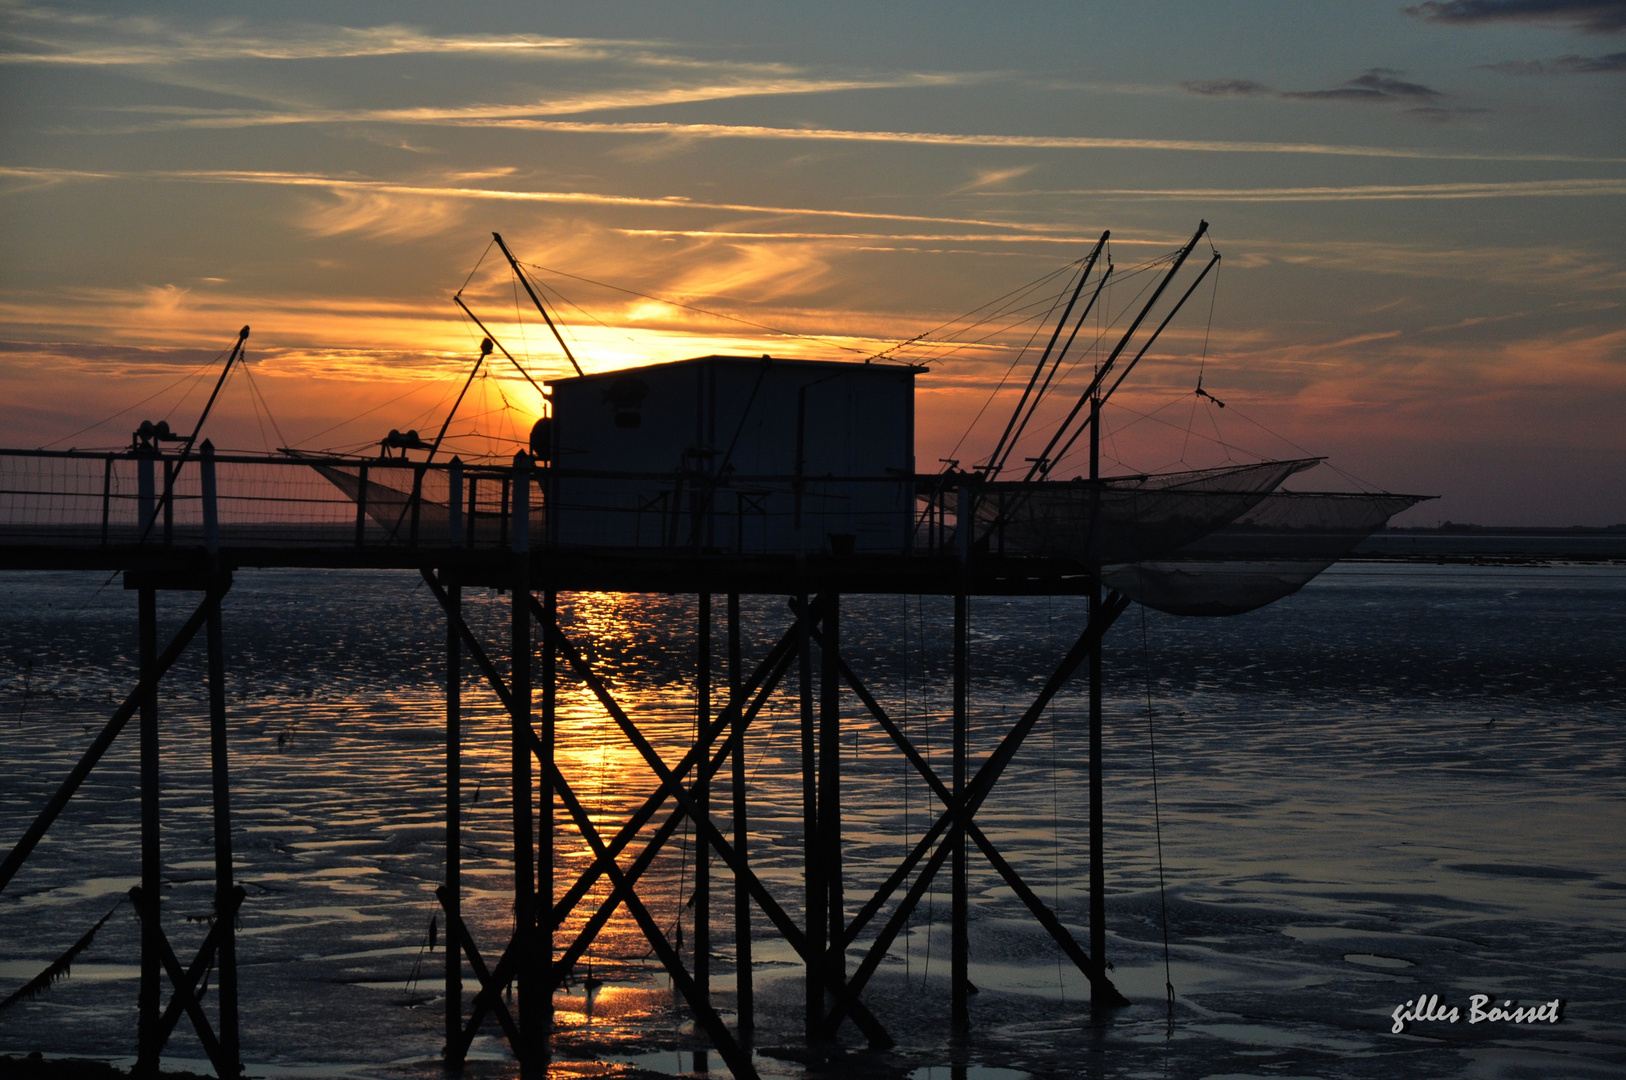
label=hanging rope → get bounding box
[0,898,123,1012]
[1139,602,1175,1032]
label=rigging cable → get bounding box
[40,346,233,450]
[940,268,1082,468]
[1140,602,1175,1033]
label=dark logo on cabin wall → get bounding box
[603,376,650,429]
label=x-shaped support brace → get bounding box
[153,885,245,1056]
[813,591,1133,1033]
[130,884,242,1078]
[534,593,895,1048]
[422,575,857,1063]
[435,886,523,1055]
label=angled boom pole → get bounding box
[981,232,1108,480]
[453,296,548,398]
[1022,220,1208,481]
[1048,249,1221,470]
[492,231,584,377]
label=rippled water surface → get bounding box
[1,564,1623,1079]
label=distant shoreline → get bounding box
[1354,525,1626,563]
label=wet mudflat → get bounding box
[2,564,1623,1079]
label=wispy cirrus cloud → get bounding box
[1181,78,1274,97]
[1281,68,1444,102]
[84,73,968,134]
[1403,0,1626,34]
[0,7,634,66]
[326,119,1623,163]
[976,179,1626,201]
[1184,68,1475,118]
[1480,50,1626,72]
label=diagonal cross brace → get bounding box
[436,886,524,1056]
[421,572,809,1047]
[549,637,798,983]
[814,593,1132,1029]
[130,885,232,1078]
[1,586,226,895]
[422,570,809,931]
[451,640,796,1049]
[155,886,244,1054]
[836,591,1128,947]
[551,763,758,1080]
[815,617,1127,1029]
[537,596,894,1048]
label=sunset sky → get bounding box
[2,1,1622,525]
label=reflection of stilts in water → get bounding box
[583,961,603,1021]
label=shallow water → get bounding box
[1,564,1623,1078]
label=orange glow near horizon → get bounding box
[2,6,1622,523]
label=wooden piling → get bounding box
[951,592,970,1035]
[445,579,463,1067]
[695,593,711,1004]
[509,453,539,1072]
[797,591,823,1041]
[136,580,160,1073]
[819,592,844,992]
[728,592,753,1040]
[540,588,556,1034]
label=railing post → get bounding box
[162,457,175,545]
[447,458,464,547]
[137,449,157,543]
[201,441,220,554]
[354,464,369,548]
[100,454,113,546]
[410,463,425,547]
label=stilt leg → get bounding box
[951,592,970,1035]
[797,592,823,1041]
[446,580,463,1068]
[819,592,843,999]
[205,589,240,1076]
[1089,569,1106,1006]
[541,590,556,1034]
[512,571,537,1072]
[728,593,753,1041]
[136,583,160,1076]
[695,594,711,1011]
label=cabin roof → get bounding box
[544,354,919,387]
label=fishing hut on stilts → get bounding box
[0,222,1428,1078]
